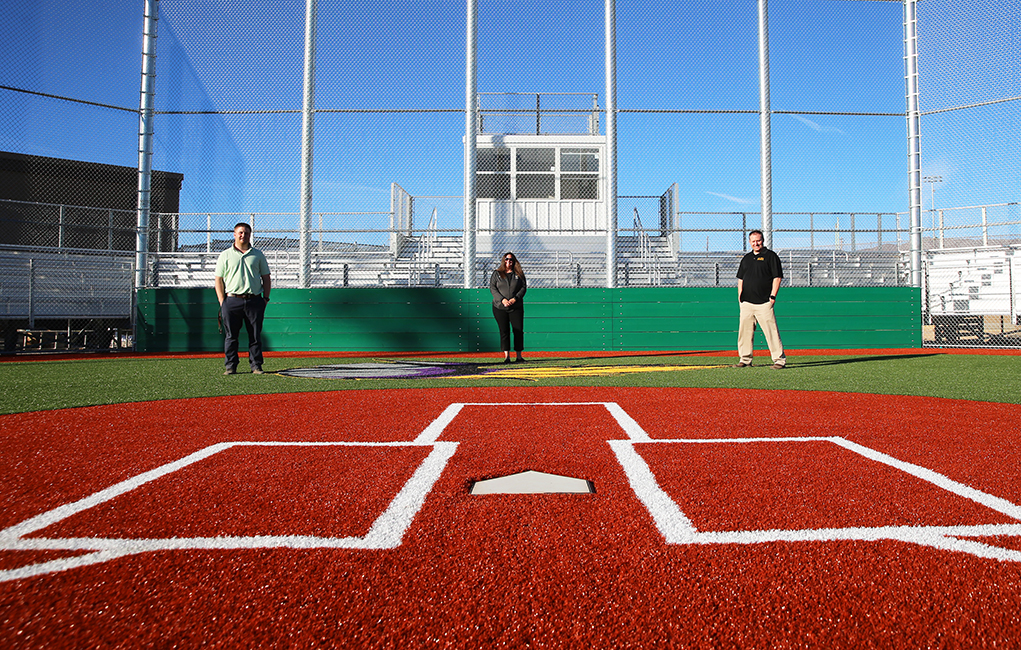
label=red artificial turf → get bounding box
[642,440,1016,531]
[38,446,432,540]
[2,387,1021,647]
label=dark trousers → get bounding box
[492,306,524,352]
[222,295,265,369]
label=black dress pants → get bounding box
[492,305,524,352]
[222,295,266,369]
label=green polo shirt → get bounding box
[215,246,270,295]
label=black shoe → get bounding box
[514,357,525,363]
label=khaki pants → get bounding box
[738,301,786,366]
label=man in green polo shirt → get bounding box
[214,222,271,375]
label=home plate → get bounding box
[470,471,595,495]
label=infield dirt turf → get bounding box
[3,382,1021,647]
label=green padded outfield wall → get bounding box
[136,287,920,353]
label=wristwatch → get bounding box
[769,295,776,300]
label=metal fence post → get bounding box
[905,0,923,287]
[605,0,618,288]
[535,93,541,135]
[28,258,35,329]
[463,0,478,289]
[758,0,773,247]
[135,0,159,289]
[299,0,317,289]
[982,206,988,246]
[58,205,65,249]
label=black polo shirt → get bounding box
[737,247,783,304]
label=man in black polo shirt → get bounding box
[733,229,786,368]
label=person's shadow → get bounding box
[783,353,937,369]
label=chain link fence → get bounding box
[915,0,1021,346]
[1,0,1018,350]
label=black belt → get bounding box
[227,293,260,299]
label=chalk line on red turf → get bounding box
[5,398,1021,585]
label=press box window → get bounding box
[476,146,600,200]
[561,149,599,173]
[513,148,555,199]
[560,148,599,199]
[478,148,511,172]
[477,174,511,199]
[517,175,556,199]
[561,176,598,200]
[477,148,511,199]
[516,148,555,172]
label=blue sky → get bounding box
[1,0,1017,242]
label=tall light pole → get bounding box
[923,175,942,248]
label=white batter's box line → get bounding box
[609,437,1021,563]
[0,440,457,583]
[412,401,652,444]
[0,400,649,582]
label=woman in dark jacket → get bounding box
[490,252,527,362]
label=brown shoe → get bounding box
[771,363,785,369]
[731,362,751,368]
[223,368,236,375]
[252,367,265,375]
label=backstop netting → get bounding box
[0,0,1018,349]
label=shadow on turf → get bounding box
[428,352,937,368]
[784,353,936,368]
[523,353,940,370]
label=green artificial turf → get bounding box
[0,352,1018,414]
